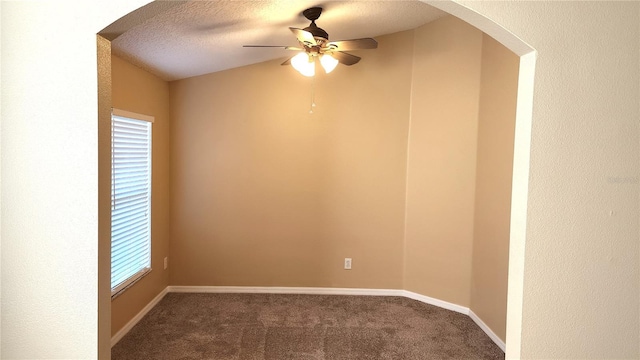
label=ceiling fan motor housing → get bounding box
[303,7,329,41]
[302,7,322,21]
[304,23,329,41]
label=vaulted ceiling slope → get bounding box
[101,0,447,81]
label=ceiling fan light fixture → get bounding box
[291,52,315,77]
[320,54,339,74]
[245,7,378,77]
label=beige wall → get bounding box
[469,33,519,342]
[110,55,171,336]
[109,15,518,346]
[403,17,519,338]
[169,31,414,289]
[403,16,483,307]
[168,17,518,342]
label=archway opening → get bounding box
[97,1,535,358]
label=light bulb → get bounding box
[291,52,315,77]
[320,54,339,74]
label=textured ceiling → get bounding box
[103,0,447,81]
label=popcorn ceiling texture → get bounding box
[107,0,446,81]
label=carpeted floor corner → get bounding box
[112,293,504,360]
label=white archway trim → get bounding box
[422,0,535,56]
[505,50,536,359]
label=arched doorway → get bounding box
[96,1,535,358]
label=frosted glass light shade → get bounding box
[320,54,339,73]
[291,52,315,77]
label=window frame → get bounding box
[110,108,154,298]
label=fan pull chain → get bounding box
[309,76,316,114]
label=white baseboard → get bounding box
[469,309,506,352]
[112,285,504,353]
[110,286,169,347]
[168,285,404,297]
[401,290,470,315]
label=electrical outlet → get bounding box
[164,257,168,270]
[344,258,352,270]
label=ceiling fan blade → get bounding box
[243,45,303,51]
[290,27,316,46]
[332,51,361,66]
[281,56,294,66]
[325,38,378,51]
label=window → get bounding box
[111,109,153,297]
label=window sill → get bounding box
[111,268,152,300]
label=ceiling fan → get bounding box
[243,7,378,77]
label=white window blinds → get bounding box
[111,109,153,296]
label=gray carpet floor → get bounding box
[112,293,504,360]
